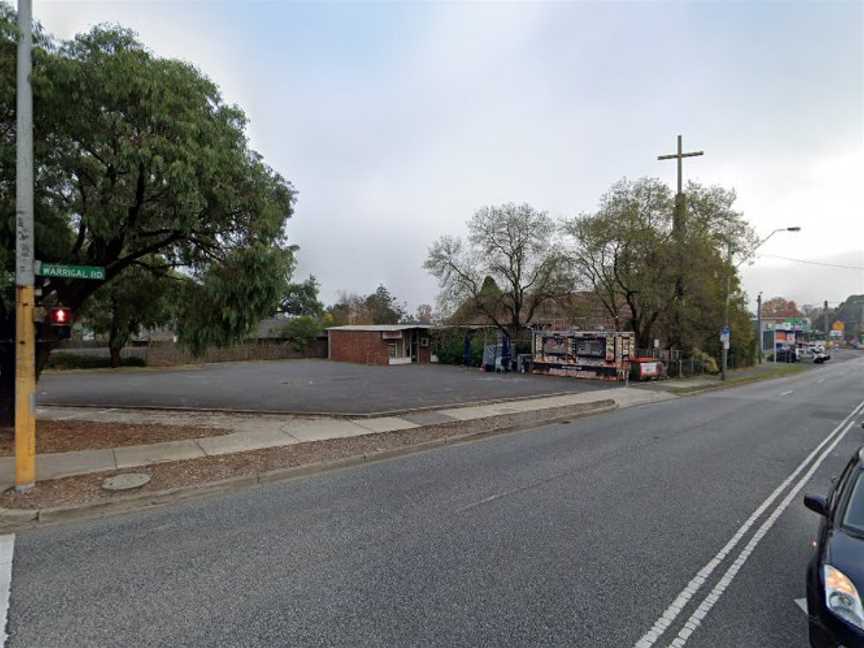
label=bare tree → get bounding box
[425,203,571,338]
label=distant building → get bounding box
[447,291,626,333]
[757,316,812,353]
[328,325,432,365]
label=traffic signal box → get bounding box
[36,306,72,340]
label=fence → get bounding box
[634,348,726,379]
[144,339,328,367]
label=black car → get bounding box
[805,446,864,647]
[774,346,799,362]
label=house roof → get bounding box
[256,317,291,338]
[327,324,429,332]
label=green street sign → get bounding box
[35,262,105,281]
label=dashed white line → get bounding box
[779,390,794,397]
[0,534,14,647]
[794,598,808,615]
[633,397,864,648]
[664,414,860,647]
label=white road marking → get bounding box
[779,390,794,397]
[633,397,864,648]
[816,378,825,384]
[664,415,860,648]
[794,598,808,614]
[0,534,14,647]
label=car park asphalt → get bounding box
[37,359,614,414]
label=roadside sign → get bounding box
[35,262,105,281]
[721,325,731,335]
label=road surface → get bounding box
[8,356,864,647]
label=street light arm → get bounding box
[754,228,785,251]
[734,227,801,268]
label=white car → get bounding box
[813,350,830,364]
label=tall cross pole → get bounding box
[656,134,704,351]
[658,134,703,196]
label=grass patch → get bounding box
[46,352,147,370]
[668,363,808,394]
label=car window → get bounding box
[831,458,858,512]
[841,470,864,534]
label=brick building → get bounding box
[328,325,433,366]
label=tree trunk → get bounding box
[108,297,126,369]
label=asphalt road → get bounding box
[37,359,613,414]
[9,356,864,647]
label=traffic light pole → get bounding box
[15,0,36,491]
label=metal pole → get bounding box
[721,243,732,381]
[756,293,762,364]
[823,300,829,343]
[15,0,36,491]
[676,134,683,195]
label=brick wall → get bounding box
[146,339,327,367]
[329,331,389,365]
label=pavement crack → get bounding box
[454,469,576,513]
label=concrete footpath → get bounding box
[0,387,673,486]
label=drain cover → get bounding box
[102,473,151,492]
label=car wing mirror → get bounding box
[804,494,828,516]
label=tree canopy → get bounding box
[425,203,570,337]
[280,275,324,318]
[0,13,297,350]
[81,258,177,367]
[564,177,756,354]
[325,285,406,326]
[760,297,802,319]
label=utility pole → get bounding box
[823,300,829,341]
[658,135,704,348]
[15,0,35,491]
[721,243,732,381]
[756,292,762,364]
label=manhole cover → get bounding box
[102,473,151,492]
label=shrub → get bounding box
[281,316,323,352]
[692,349,719,374]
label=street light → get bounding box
[722,226,801,380]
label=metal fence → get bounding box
[634,348,724,379]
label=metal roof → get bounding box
[327,325,430,332]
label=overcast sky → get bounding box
[34,0,864,314]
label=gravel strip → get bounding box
[0,420,230,456]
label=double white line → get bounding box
[634,397,864,648]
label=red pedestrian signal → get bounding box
[48,307,71,326]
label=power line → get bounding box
[757,254,864,271]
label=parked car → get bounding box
[804,446,864,647]
[773,347,799,362]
